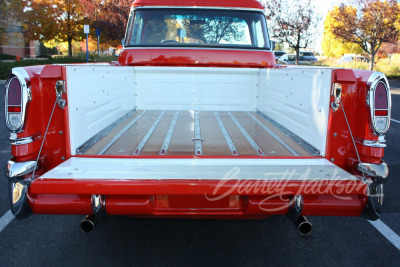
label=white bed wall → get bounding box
[257,68,332,155]
[134,67,259,111]
[66,66,136,155]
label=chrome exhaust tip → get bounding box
[294,216,312,236]
[80,215,96,233]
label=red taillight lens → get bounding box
[5,77,24,132]
[375,110,388,116]
[375,82,388,109]
[7,78,22,105]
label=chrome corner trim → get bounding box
[366,72,391,135]
[6,160,37,179]
[357,161,388,180]
[9,180,32,219]
[5,68,31,133]
[256,111,321,156]
[91,195,107,219]
[362,180,384,221]
[10,136,34,145]
[76,109,136,154]
[286,195,303,222]
[362,139,386,148]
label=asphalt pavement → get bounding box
[0,80,399,266]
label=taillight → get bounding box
[5,70,29,132]
[368,78,391,135]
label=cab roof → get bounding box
[132,0,265,10]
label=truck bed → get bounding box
[80,110,313,157]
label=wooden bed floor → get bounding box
[83,110,312,157]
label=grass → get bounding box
[0,54,117,80]
[314,57,400,79]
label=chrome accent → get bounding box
[77,109,136,154]
[55,80,66,109]
[256,111,320,156]
[80,215,96,233]
[294,216,312,236]
[91,195,107,219]
[331,83,342,111]
[6,160,37,178]
[286,195,303,222]
[214,111,238,156]
[362,180,384,221]
[367,72,391,135]
[247,112,299,156]
[160,111,179,155]
[97,110,146,155]
[357,161,389,180]
[133,111,165,155]
[228,111,265,156]
[9,180,32,219]
[5,68,31,133]
[362,139,386,148]
[10,136,34,145]
[194,111,203,155]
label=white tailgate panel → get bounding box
[257,68,332,156]
[135,67,259,111]
[40,157,357,181]
[67,66,135,155]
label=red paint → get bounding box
[30,179,367,196]
[302,195,363,216]
[132,0,265,10]
[40,65,62,79]
[118,48,276,68]
[30,194,92,215]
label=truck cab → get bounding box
[5,0,391,234]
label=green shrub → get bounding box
[0,54,16,60]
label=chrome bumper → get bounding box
[5,159,36,219]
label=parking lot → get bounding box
[0,80,399,266]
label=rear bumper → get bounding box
[27,179,369,218]
[6,158,387,220]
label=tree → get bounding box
[329,0,400,70]
[321,8,363,57]
[82,0,131,43]
[23,0,86,57]
[265,0,319,64]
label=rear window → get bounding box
[125,9,270,49]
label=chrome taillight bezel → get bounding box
[366,72,391,136]
[5,68,31,133]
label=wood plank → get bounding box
[141,111,175,155]
[167,111,195,155]
[199,111,232,155]
[251,112,311,156]
[218,112,258,156]
[102,110,160,155]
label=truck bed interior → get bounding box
[80,110,312,156]
[67,66,333,158]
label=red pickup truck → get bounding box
[5,0,391,235]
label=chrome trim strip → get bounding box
[367,72,391,135]
[76,109,136,154]
[160,111,179,155]
[247,112,299,156]
[214,111,239,156]
[97,110,146,155]
[6,160,37,178]
[357,161,389,180]
[194,111,203,155]
[133,111,165,155]
[362,139,386,148]
[228,111,265,156]
[10,136,34,145]
[256,111,321,156]
[132,6,266,13]
[5,68,31,133]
